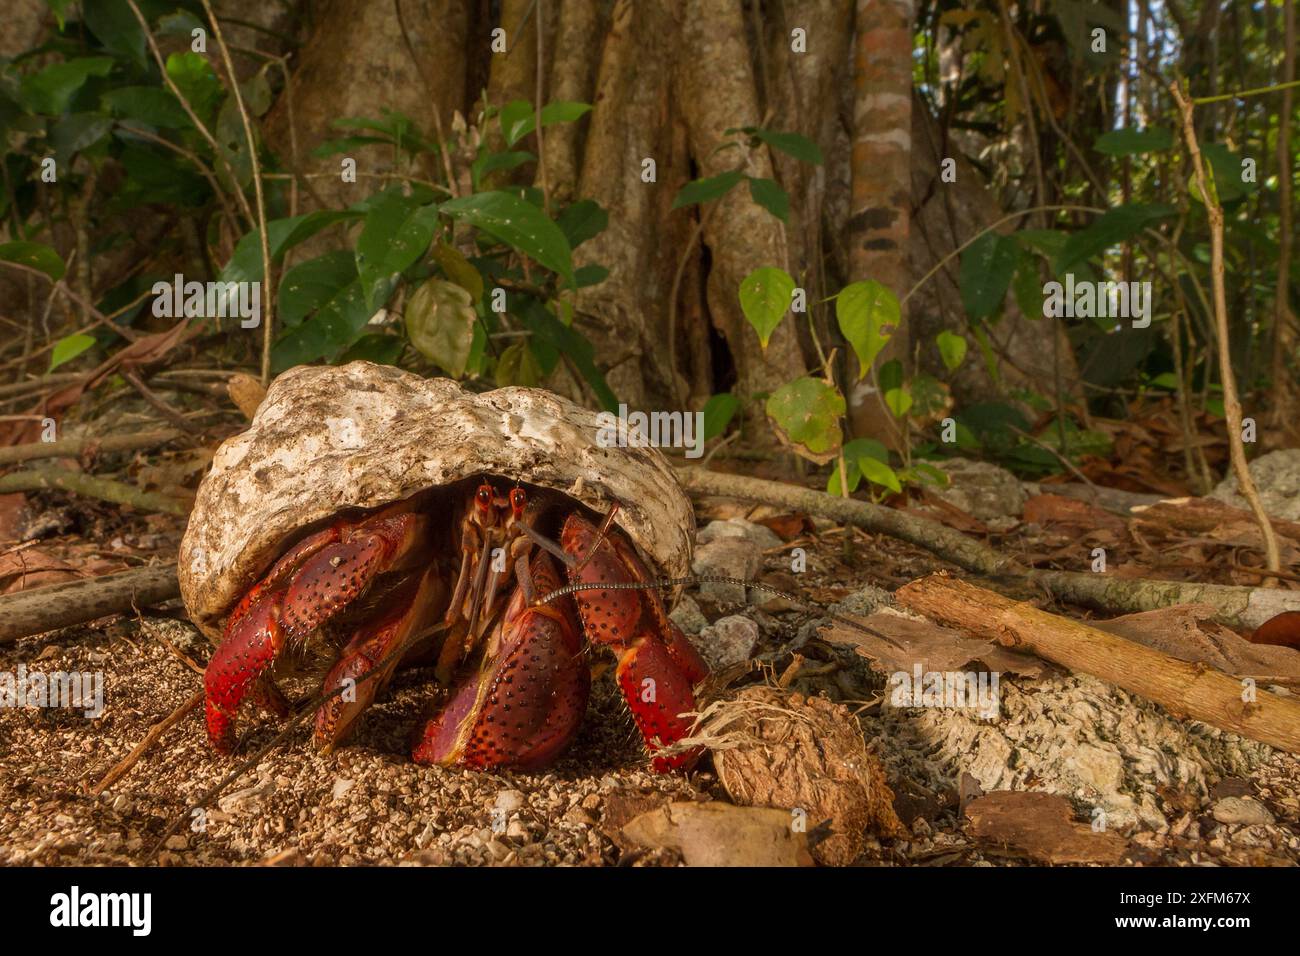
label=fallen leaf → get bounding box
[226,373,267,421]
[1253,611,1300,650]
[0,493,29,541]
[821,609,1043,678]
[1023,493,1126,532]
[964,791,1128,864]
[1093,604,1300,687]
[621,801,813,867]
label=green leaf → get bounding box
[278,251,358,327]
[1055,203,1175,274]
[165,52,222,124]
[20,57,114,115]
[83,0,147,63]
[102,86,190,128]
[738,266,795,348]
[836,279,900,378]
[0,241,66,280]
[338,333,405,366]
[494,340,543,387]
[44,0,75,30]
[960,231,1019,321]
[1012,250,1044,318]
[222,211,362,286]
[555,199,608,250]
[51,113,111,164]
[1093,126,1173,156]
[884,387,913,419]
[270,279,370,371]
[472,150,535,187]
[672,169,744,209]
[744,128,824,165]
[858,456,901,494]
[701,393,741,440]
[498,100,593,147]
[765,377,845,463]
[747,177,789,222]
[404,278,477,377]
[356,196,441,308]
[48,333,97,371]
[431,242,484,302]
[516,297,616,410]
[573,264,609,288]
[441,191,574,288]
[935,330,967,371]
[826,438,890,496]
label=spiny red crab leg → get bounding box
[560,513,709,771]
[204,503,429,753]
[413,550,590,769]
[313,564,446,751]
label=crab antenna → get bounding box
[533,575,906,651]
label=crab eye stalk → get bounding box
[475,484,493,511]
[509,487,527,517]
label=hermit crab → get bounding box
[178,362,708,772]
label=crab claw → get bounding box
[204,507,429,753]
[205,590,287,754]
[560,514,708,772]
[412,553,590,770]
[314,566,445,751]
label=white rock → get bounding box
[1211,796,1274,827]
[693,615,759,671]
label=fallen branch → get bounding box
[676,467,1300,630]
[0,466,190,515]
[677,467,1013,575]
[0,564,180,643]
[89,689,202,796]
[896,573,1300,755]
[0,429,180,467]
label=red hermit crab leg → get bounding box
[203,502,429,753]
[413,550,589,769]
[313,564,446,751]
[560,513,709,772]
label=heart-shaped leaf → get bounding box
[739,267,795,349]
[836,280,900,378]
[935,330,967,371]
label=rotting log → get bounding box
[896,573,1300,755]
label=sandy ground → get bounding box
[3,603,1298,867]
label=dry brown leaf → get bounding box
[965,791,1128,864]
[226,373,268,421]
[0,493,29,541]
[1023,493,1126,533]
[1093,604,1300,687]
[621,801,813,867]
[821,609,1043,678]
